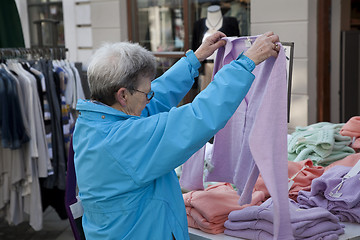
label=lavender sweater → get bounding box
[180,36,292,239]
[225,198,344,240]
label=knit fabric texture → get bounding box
[288,122,355,166]
[298,165,360,223]
[225,198,344,240]
[183,182,248,234]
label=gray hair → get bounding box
[87,42,156,105]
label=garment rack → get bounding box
[0,47,68,61]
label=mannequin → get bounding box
[192,5,239,52]
[205,5,223,32]
[202,5,223,61]
[202,6,223,90]
[191,5,240,92]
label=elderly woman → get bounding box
[73,31,280,239]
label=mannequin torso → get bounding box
[203,5,223,60]
[205,5,223,31]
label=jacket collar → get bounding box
[76,99,138,120]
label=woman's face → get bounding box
[126,76,152,116]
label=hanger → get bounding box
[329,159,360,198]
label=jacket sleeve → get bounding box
[110,54,255,186]
[142,50,200,116]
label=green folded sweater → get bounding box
[288,122,355,166]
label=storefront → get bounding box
[2,0,360,239]
[11,0,360,128]
[13,0,309,129]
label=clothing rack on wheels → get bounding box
[0,46,85,232]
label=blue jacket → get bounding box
[73,51,255,240]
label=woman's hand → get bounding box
[194,31,227,62]
[244,32,280,65]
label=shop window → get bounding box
[128,0,250,71]
[27,0,64,47]
[128,0,250,102]
[128,0,250,55]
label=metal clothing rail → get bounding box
[0,47,68,60]
[281,42,295,123]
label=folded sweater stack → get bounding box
[183,182,254,234]
[288,122,355,166]
[298,165,360,223]
[225,198,344,240]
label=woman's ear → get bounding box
[115,88,128,106]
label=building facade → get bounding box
[14,0,360,131]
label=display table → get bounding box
[189,222,360,240]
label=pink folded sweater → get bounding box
[340,116,360,150]
[183,182,256,234]
[252,160,324,203]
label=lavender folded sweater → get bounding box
[298,165,360,223]
[225,198,344,240]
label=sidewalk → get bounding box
[0,207,74,240]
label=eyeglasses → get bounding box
[133,89,154,101]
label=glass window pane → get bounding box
[131,0,251,102]
[28,5,46,46]
[28,0,62,3]
[155,56,179,77]
[189,0,250,50]
[28,0,47,4]
[28,4,64,47]
[136,0,183,52]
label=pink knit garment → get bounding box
[183,183,251,234]
[252,160,324,203]
[340,116,360,150]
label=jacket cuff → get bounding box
[185,50,201,70]
[236,52,256,72]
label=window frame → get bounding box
[27,0,64,48]
[126,0,189,59]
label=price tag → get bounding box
[245,37,252,48]
[288,179,294,191]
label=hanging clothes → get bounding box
[0,68,29,148]
[0,60,50,230]
[0,49,85,230]
[180,36,292,239]
[31,58,83,220]
[31,59,67,190]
